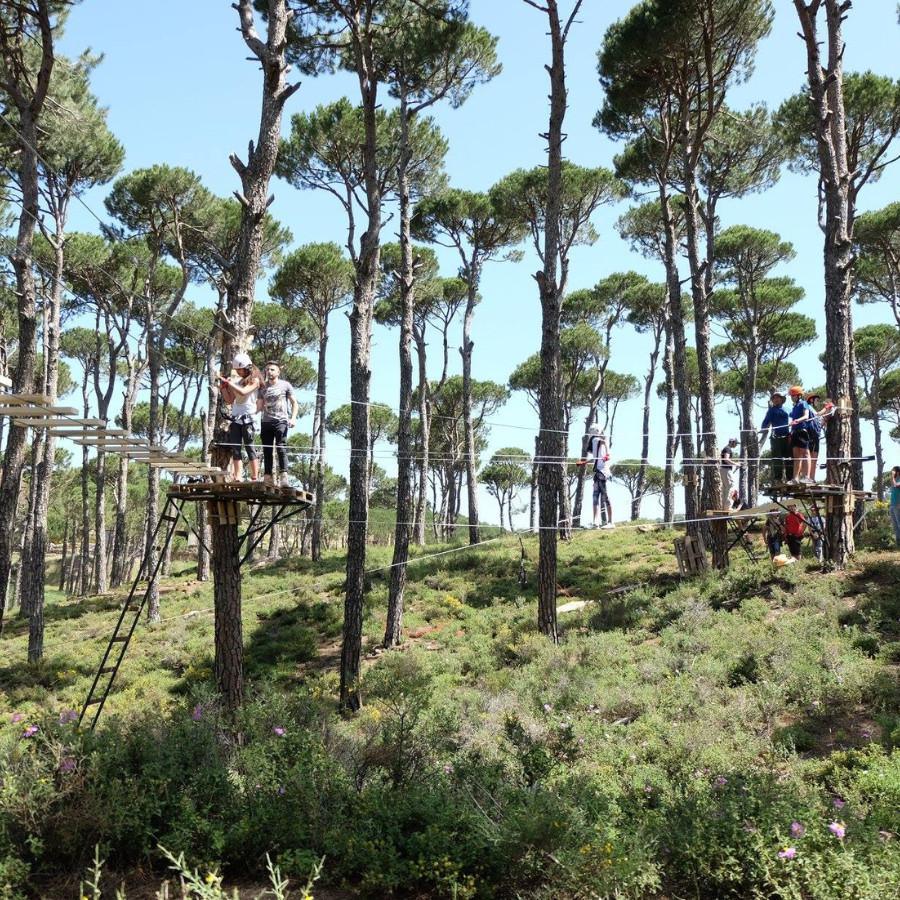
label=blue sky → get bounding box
[57,0,900,524]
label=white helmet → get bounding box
[232,352,252,369]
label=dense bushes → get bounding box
[2,531,900,897]
[2,676,900,898]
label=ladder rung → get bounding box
[83,697,102,705]
[111,636,127,643]
[100,667,115,675]
[161,514,178,522]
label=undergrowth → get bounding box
[1,521,899,898]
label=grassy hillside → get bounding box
[1,514,899,898]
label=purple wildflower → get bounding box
[832,797,845,810]
[778,847,797,860]
[442,763,454,775]
[828,821,846,840]
[272,726,286,737]
[59,709,77,725]
[10,712,23,723]
[790,821,805,838]
[58,756,76,774]
[277,785,286,796]
[644,784,653,795]
[714,775,728,788]
[191,704,203,722]
[22,725,38,738]
[542,703,552,713]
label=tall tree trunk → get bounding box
[633,331,662,519]
[682,170,725,566]
[413,329,429,546]
[339,4,387,711]
[460,274,480,545]
[662,314,676,523]
[0,5,54,630]
[793,0,855,567]
[871,374,884,500]
[529,433,539,532]
[24,221,65,659]
[311,320,328,561]
[59,518,68,591]
[210,0,299,713]
[145,333,162,622]
[660,184,698,529]
[93,450,108,593]
[110,376,135,589]
[385,105,414,647]
[535,0,577,642]
[741,368,760,507]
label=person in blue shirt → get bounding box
[890,466,900,548]
[761,391,790,484]
[788,385,813,483]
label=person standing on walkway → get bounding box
[761,391,790,485]
[218,352,261,483]
[890,466,900,548]
[788,386,813,483]
[579,425,614,529]
[260,361,298,487]
[720,438,739,508]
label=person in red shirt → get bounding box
[784,503,806,558]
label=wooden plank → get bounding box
[0,394,50,405]
[0,406,79,417]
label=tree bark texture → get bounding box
[682,170,726,567]
[793,0,855,567]
[460,273,480,545]
[311,322,328,561]
[0,2,54,629]
[210,0,299,713]
[535,0,580,642]
[384,106,415,648]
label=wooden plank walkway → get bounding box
[167,480,314,507]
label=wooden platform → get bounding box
[764,481,875,501]
[167,480,315,507]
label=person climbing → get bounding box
[890,466,900,548]
[784,502,806,558]
[720,437,739,509]
[217,352,261,483]
[259,361,298,487]
[579,424,613,529]
[787,386,813,484]
[761,391,790,485]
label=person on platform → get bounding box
[805,392,825,482]
[259,361,299,487]
[890,466,900,548]
[579,424,614,529]
[788,386,813,484]
[217,352,261,483]
[784,502,806,558]
[720,438,739,508]
[761,391,791,485]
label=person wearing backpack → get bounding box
[578,424,614,529]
